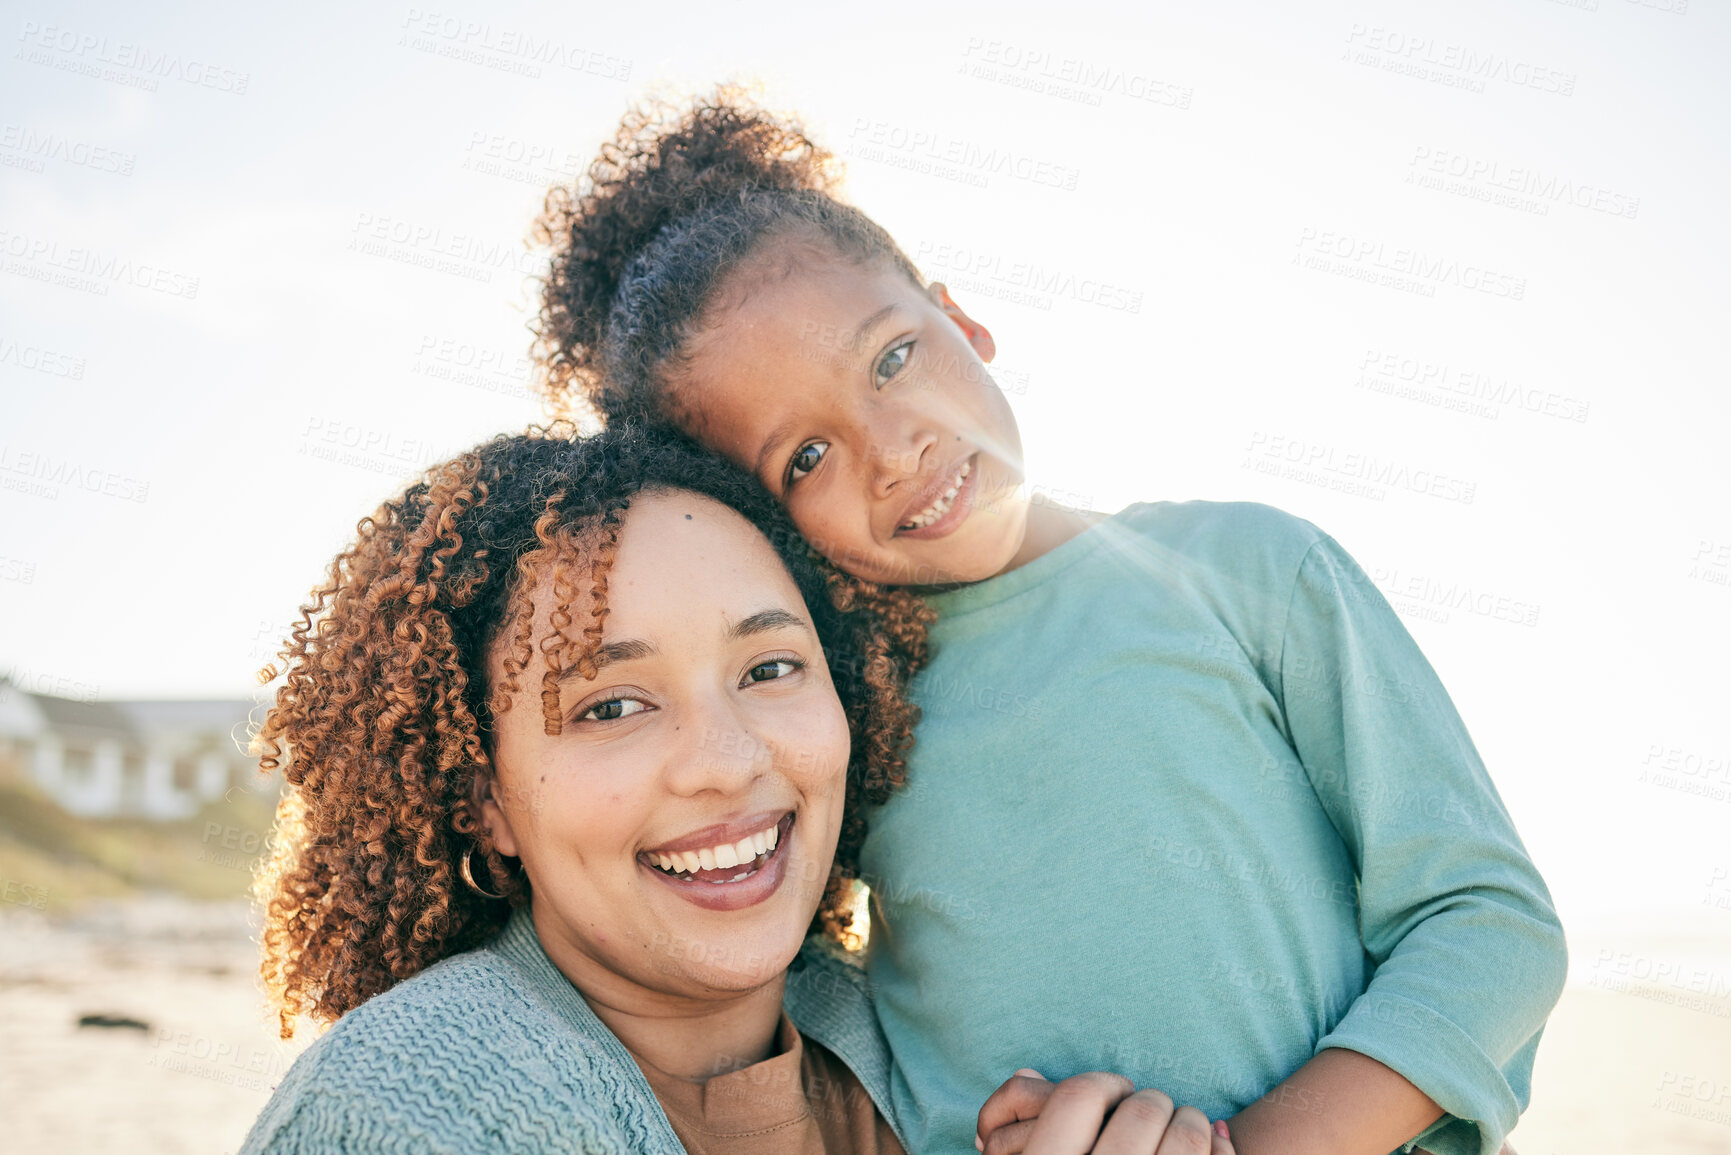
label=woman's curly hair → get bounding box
[530,83,925,424]
[253,422,932,1038]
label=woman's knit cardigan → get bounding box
[239,907,907,1154]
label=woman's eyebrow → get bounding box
[558,638,657,684]
[729,608,810,639]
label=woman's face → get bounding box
[481,490,850,1002]
[674,252,1031,587]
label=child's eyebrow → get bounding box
[754,418,798,483]
[852,304,897,345]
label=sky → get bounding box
[1,0,1728,939]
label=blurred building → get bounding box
[0,679,260,819]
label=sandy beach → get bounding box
[3,897,1728,1154]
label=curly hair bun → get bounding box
[532,85,922,425]
[532,86,834,411]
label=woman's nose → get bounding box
[665,695,773,795]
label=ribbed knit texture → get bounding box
[241,908,904,1154]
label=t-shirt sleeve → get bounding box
[1272,535,1568,1155]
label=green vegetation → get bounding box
[0,760,282,911]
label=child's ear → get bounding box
[929,282,997,364]
[475,772,522,859]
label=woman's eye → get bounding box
[582,698,647,722]
[787,441,828,484]
[746,659,800,683]
[873,340,914,388]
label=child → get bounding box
[529,88,1566,1155]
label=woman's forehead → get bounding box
[520,492,804,630]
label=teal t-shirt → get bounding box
[859,502,1566,1155]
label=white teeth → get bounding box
[649,820,785,878]
[902,461,972,529]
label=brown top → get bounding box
[630,1012,904,1155]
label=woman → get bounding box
[240,423,1229,1155]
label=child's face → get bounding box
[481,490,850,1001]
[674,251,1029,586]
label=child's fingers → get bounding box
[976,1072,1055,1151]
[1211,1124,1236,1155]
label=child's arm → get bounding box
[1246,533,1568,1155]
[1224,1047,1440,1155]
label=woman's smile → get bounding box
[640,811,797,912]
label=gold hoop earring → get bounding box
[460,845,506,900]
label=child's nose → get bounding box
[864,429,937,497]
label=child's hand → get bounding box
[975,1068,1233,1155]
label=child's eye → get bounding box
[873,340,915,388]
[787,441,828,485]
[582,697,648,722]
[745,659,801,684]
